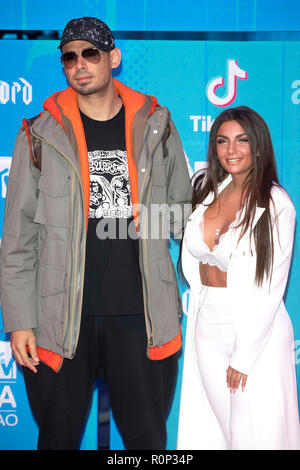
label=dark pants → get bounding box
[23,314,178,450]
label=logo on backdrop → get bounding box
[190,60,248,133]
[0,78,32,105]
[0,340,18,427]
[0,157,12,239]
[206,59,248,107]
[0,341,16,380]
[291,80,300,104]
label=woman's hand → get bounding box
[226,366,247,393]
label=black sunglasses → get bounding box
[60,47,102,69]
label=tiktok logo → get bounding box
[206,59,248,107]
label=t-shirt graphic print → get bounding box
[88,149,132,220]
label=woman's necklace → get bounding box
[213,184,243,247]
[214,227,221,246]
[213,198,222,246]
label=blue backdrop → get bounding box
[0,0,299,450]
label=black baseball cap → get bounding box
[58,17,115,51]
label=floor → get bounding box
[98,378,110,449]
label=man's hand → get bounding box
[11,329,39,373]
[226,366,247,393]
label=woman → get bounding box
[177,106,300,450]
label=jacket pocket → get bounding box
[151,162,166,186]
[150,161,167,205]
[157,254,182,320]
[37,263,66,296]
[158,254,175,283]
[34,173,71,228]
[36,263,66,348]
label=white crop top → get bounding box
[185,209,240,272]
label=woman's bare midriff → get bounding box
[199,262,227,287]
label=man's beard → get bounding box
[69,74,111,97]
[75,85,99,96]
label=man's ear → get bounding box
[110,48,121,69]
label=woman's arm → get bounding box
[228,188,296,376]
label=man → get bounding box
[0,17,192,450]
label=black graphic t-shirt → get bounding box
[81,105,144,316]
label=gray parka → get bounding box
[0,80,192,368]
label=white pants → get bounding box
[194,286,300,450]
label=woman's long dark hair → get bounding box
[192,106,280,286]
